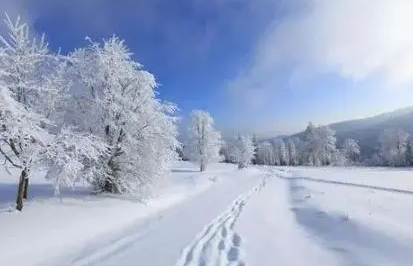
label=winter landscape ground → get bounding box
[2,161,413,266]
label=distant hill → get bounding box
[270,106,413,159]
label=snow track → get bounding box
[286,175,413,266]
[175,177,268,266]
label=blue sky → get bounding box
[2,0,413,137]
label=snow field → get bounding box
[0,162,232,266]
[285,167,413,266]
[3,164,413,266]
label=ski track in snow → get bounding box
[283,172,413,266]
[175,177,268,266]
[67,214,164,266]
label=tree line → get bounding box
[181,116,413,171]
[249,123,360,167]
[182,110,255,171]
[221,123,413,168]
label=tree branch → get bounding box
[8,138,21,157]
[0,147,22,168]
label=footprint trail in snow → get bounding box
[175,177,268,266]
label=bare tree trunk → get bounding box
[200,158,205,172]
[23,177,29,199]
[16,168,28,211]
[99,126,125,194]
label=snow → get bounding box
[237,172,339,266]
[287,167,413,265]
[2,163,413,266]
[0,162,237,266]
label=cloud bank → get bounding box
[229,0,413,106]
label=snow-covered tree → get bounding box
[219,143,231,163]
[0,15,50,108]
[0,15,57,210]
[279,139,288,165]
[378,128,409,166]
[184,110,221,171]
[341,139,360,164]
[318,126,338,165]
[41,128,106,195]
[38,59,71,121]
[287,139,297,166]
[271,139,289,165]
[303,122,320,166]
[0,15,180,207]
[257,141,274,165]
[68,36,179,194]
[0,15,95,211]
[251,134,259,165]
[0,82,46,211]
[271,140,282,165]
[302,123,338,166]
[230,135,255,169]
[291,137,305,165]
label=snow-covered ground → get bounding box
[2,163,413,266]
[286,167,413,266]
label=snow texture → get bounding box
[3,163,413,266]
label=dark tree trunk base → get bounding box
[23,178,29,199]
[16,168,28,211]
[100,178,121,194]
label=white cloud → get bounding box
[228,0,413,105]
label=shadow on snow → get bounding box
[286,177,413,266]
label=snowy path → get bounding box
[175,177,268,266]
[236,169,340,266]
[54,168,266,266]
